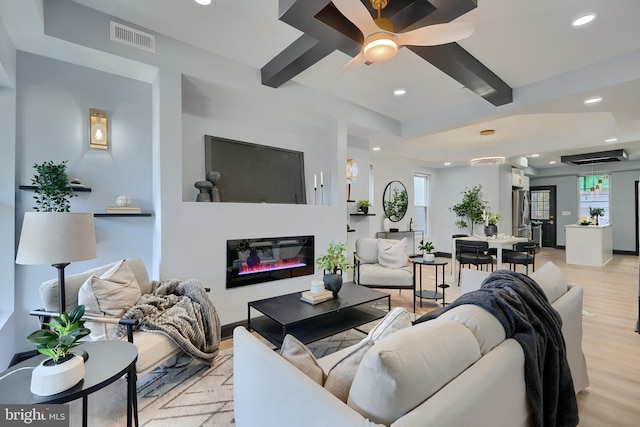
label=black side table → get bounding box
[412,258,448,307]
[0,340,138,427]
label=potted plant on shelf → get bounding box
[485,213,502,237]
[316,241,353,297]
[418,240,435,262]
[26,305,91,396]
[449,185,488,236]
[356,200,372,214]
[30,160,76,212]
[589,206,605,225]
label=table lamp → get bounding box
[16,212,97,314]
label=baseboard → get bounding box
[221,320,248,340]
[613,249,637,256]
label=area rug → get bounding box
[69,328,370,427]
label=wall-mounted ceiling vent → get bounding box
[110,21,155,53]
[561,149,628,166]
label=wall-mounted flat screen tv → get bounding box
[204,135,306,204]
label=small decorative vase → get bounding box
[485,224,498,237]
[30,353,85,396]
[361,206,369,215]
[323,269,343,297]
[423,253,435,262]
[383,218,391,232]
[246,250,261,268]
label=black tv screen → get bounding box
[204,135,306,204]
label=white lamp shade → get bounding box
[16,212,97,265]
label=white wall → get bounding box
[0,15,17,368]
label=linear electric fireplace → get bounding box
[226,235,314,288]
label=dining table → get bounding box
[451,234,529,282]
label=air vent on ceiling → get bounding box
[560,149,628,166]
[110,21,155,53]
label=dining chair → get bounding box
[502,240,537,274]
[456,240,494,284]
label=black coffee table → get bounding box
[0,340,138,427]
[247,282,391,347]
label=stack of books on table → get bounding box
[300,289,333,305]
[106,206,142,214]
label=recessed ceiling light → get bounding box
[393,88,406,97]
[605,137,618,143]
[584,96,602,105]
[443,162,451,166]
[372,146,381,151]
[194,0,212,5]
[528,153,540,158]
[549,160,557,165]
[572,13,596,27]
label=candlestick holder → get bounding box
[321,184,324,205]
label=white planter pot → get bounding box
[423,253,435,262]
[30,354,85,396]
[383,218,391,232]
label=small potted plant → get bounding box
[26,305,91,396]
[316,241,353,296]
[485,213,502,237]
[356,200,372,214]
[418,240,435,262]
[589,207,604,225]
[30,160,76,212]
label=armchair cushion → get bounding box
[377,238,409,269]
[78,260,142,340]
[355,238,379,264]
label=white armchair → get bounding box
[353,238,415,311]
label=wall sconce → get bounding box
[346,157,358,179]
[89,108,109,150]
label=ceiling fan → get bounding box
[333,0,475,73]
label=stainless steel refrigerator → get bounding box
[512,189,530,237]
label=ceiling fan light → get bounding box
[363,33,398,62]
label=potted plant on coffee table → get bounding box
[316,241,353,297]
[26,305,91,396]
[418,240,435,262]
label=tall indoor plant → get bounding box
[316,241,353,296]
[450,185,489,235]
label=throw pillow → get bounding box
[78,260,141,341]
[323,339,374,402]
[529,261,568,303]
[377,238,408,269]
[366,307,412,342]
[279,334,325,385]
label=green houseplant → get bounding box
[589,207,605,225]
[450,185,489,235]
[418,240,435,262]
[384,188,408,221]
[30,160,76,212]
[26,305,91,396]
[356,199,372,214]
[316,241,353,296]
[485,213,502,236]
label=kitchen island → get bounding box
[565,224,613,267]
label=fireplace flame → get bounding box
[239,259,307,275]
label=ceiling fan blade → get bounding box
[397,23,475,47]
[332,0,380,37]
[339,51,367,75]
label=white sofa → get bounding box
[233,262,589,427]
[38,258,183,378]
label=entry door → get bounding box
[530,186,557,248]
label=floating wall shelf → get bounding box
[94,213,152,217]
[19,185,92,192]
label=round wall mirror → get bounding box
[382,181,408,222]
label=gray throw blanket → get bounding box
[443,270,578,427]
[114,279,221,364]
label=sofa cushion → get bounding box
[323,340,374,402]
[377,238,408,269]
[78,260,142,340]
[365,307,412,342]
[437,304,506,355]
[347,318,481,425]
[280,334,325,385]
[357,264,413,287]
[355,238,379,264]
[131,329,181,375]
[529,261,568,303]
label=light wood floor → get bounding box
[223,248,640,426]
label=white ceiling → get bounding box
[4,0,640,169]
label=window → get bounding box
[413,174,430,234]
[579,175,609,224]
[530,190,550,220]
